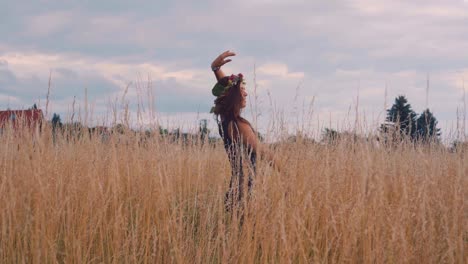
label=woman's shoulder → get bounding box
[220,116,253,132]
[232,119,256,137]
[238,118,255,132]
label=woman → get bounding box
[210,51,281,211]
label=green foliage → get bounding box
[51,113,62,128]
[415,109,441,142]
[380,96,441,144]
[385,95,417,138]
[159,126,168,136]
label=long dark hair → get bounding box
[213,76,248,124]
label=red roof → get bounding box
[0,109,44,130]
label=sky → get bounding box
[1,0,467,142]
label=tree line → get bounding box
[48,95,466,150]
[322,95,443,145]
[380,95,440,143]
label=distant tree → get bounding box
[415,109,441,142]
[62,122,85,141]
[145,129,153,138]
[113,124,125,134]
[50,113,62,142]
[174,128,180,138]
[322,128,340,144]
[381,95,417,141]
[29,103,38,110]
[51,113,62,128]
[257,132,264,142]
[450,140,468,153]
[199,119,210,141]
[287,133,316,144]
[158,126,168,137]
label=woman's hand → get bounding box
[211,50,236,68]
[211,50,236,81]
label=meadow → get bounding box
[0,122,466,263]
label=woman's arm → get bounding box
[211,50,236,81]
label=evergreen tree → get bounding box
[51,113,62,128]
[51,113,63,143]
[384,95,417,140]
[416,109,441,142]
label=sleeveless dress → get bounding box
[218,116,257,208]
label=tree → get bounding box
[416,109,441,142]
[158,126,168,136]
[51,113,62,129]
[113,124,126,134]
[51,113,62,143]
[322,128,340,144]
[199,119,210,141]
[382,95,417,140]
[450,140,468,153]
[257,132,265,142]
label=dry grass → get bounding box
[0,124,466,263]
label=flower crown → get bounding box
[211,73,244,97]
[210,73,244,113]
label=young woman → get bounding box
[210,51,281,210]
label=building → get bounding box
[0,109,44,133]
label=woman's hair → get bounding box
[212,76,245,121]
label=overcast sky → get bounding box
[1,0,467,141]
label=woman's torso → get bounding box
[218,116,257,175]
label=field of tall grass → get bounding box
[0,121,466,263]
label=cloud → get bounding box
[0,0,467,140]
[257,63,305,79]
[0,50,214,115]
[25,11,75,37]
[0,59,8,67]
[0,67,16,84]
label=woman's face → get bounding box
[240,82,248,108]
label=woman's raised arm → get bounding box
[211,50,236,81]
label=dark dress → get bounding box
[218,116,257,208]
